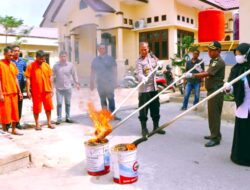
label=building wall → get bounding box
[76,25,97,85]
[239,0,250,42]
[0,36,58,67]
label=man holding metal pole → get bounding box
[185,41,225,147]
[136,42,165,138]
[90,43,121,121]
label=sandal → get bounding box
[48,124,55,129]
[35,126,42,130]
[12,130,23,136]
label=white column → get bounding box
[70,34,76,64]
[168,27,178,59]
[96,29,102,45]
[116,28,125,81]
[239,0,250,42]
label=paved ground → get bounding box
[0,88,249,190]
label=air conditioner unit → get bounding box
[134,19,145,29]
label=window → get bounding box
[79,0,87,10]
[177,15,180,21]
[147,17,152,23]
[129,19,133,25]
[154,16,159,22]
[162,15,167,21]
[186,18,189,23]
[123,18,128,24]
[182,16,185,22]
[139,30,169,59]
[191,19,194,24]
[177,30,194,57]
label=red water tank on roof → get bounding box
[198,9,225,42]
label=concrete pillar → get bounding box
[168,27,178,59]
[239,0,250,42]
[116,28,125,81]
[96,29,102,45]
[70,34,76,64]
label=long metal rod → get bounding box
[133,68,250,146]
[112,64,160,116]
[113,60,204,131]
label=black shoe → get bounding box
[205,140,220,147]
[55,121,61,125]
[154,128,166,135]
[204,136,221,140]
[114,116,121,121]
[16,123,24,130]
[65,119,74,123]
[142,128,149,138]
[204,135,213,140]
[181,107,187,111]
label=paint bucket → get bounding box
[84,139,110,176]
[111,144,139,184]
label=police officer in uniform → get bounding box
[185,41,225,147]
[136,42,165,138]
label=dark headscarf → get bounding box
[228,43,250,107]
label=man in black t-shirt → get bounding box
[90,44,121,120]
[181,50,204,110]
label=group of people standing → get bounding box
[0,46,80,134]
[136,41,250,166]
[0,41,249,166]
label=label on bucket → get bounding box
[112,150,138,184]
[85,143,110,173]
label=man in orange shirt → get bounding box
[0,46,23,135]
[25,50,55,130]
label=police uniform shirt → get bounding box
[205,56,225,91]
[136,55,157,93]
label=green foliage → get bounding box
[14,26,33,45]
[0,15,23,44]
[171,36,199,70]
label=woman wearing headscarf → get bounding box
[227,43,250,166]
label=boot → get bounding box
[153,121,166,135]
[141,122,149,138]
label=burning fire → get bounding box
[87,102,113,143]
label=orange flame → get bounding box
[87,102,113,143]
[126,144,136,150]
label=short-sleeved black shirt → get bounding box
[185,59,204,84]
[205,56,225,91]
[91,54,117,89]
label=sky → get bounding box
[0,0,51,27]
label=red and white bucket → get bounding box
[111,144,139,184]
[84,139,110,176]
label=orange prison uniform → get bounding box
[24,61,53,114]
[0,60,19,124]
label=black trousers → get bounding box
[138,91,160,123]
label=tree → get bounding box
[172,36,199,71]
[14,26,33,45]
[0,16,23,44]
